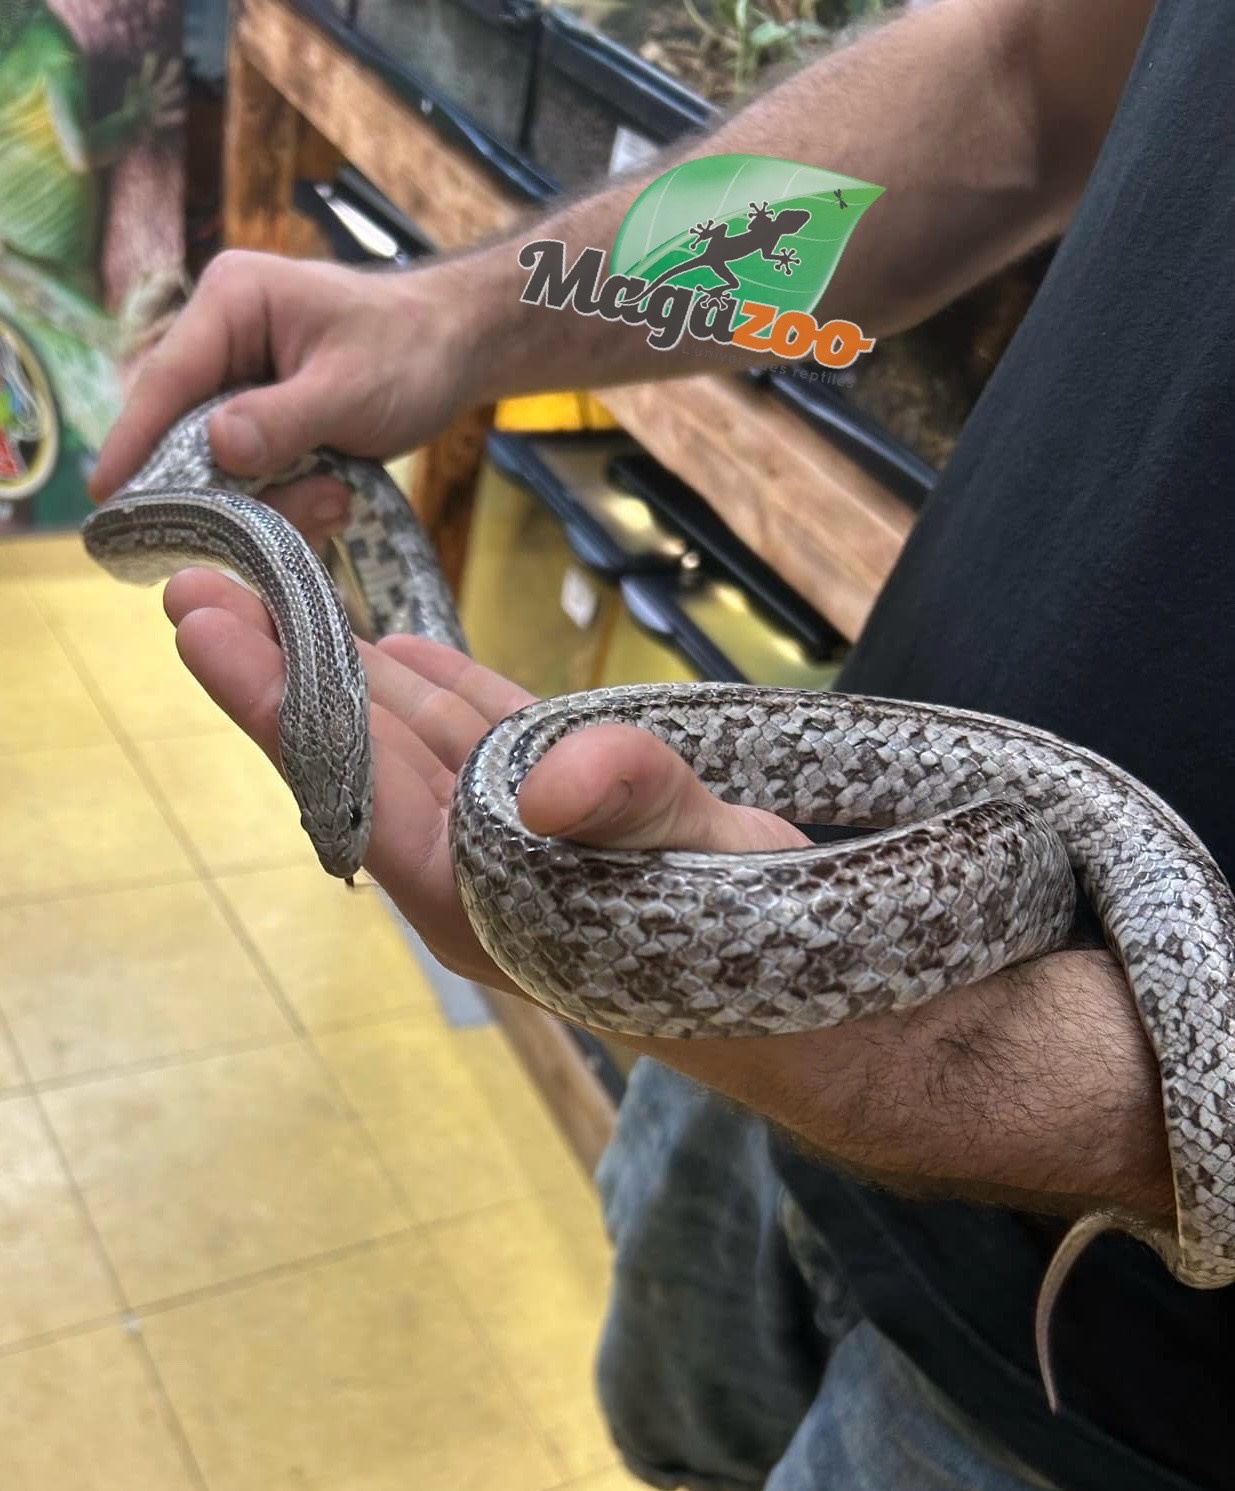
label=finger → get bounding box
[164,568,277,640]
[252,474,351,539]
[172,606,451,796]
[207,363,355,478]
[378,634,537,724]
[172,607,284,765]
[174,608,453,895]
[362,641,501,775]
[360,727,456,899]
[167,572,463,788]
[89,260,272,500]
[517,723,810,853]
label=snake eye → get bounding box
[349,806,364,830]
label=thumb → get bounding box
[208,368,341,478]
[516,723,809,853]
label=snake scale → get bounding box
[83,392,1235,1411]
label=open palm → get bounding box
[163,567,807,998]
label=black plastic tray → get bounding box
[618,573,747,683]
[607,449,843,659]
[525,7,715,188]
[487,430,845,669]
[484,429,682,580]
[293,163,436,262]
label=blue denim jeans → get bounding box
[594,1059,1058,1491]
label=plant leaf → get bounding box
[749,18,792,49]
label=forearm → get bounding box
[624,946,1175,1227]
[499,701,1173,1227]
[432,0,1146,402]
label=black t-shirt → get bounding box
[772,3,1235,1489]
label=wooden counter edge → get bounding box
[482,991,617,1175]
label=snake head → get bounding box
[278,694,375,879]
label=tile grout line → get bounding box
[0,1184,591,1365]
[32,607,371,1490]
[29,1031,301,1095]
[425,1220,576,1483]
[295,924,609,1483]
[414,1179,607,1241]
[36,597,453,1205]
[544,1470,629,1491]
[15,621,457,1459]
[43,622,315,1042]
[0,1307,131,1365]
[16,994,442,1099]
[34,572,595,1481]
[30,586,537,1324]
[0,867,203,912]
[0,1003,212,1491]
[124,1222,423,1321]
[293,995,576,1480]
[424,1176,625,1488]
[0,578,117,756]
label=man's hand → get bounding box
[164,567,805,989]
[165,566,1176,1233]
[89,252,484,546]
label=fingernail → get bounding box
[217,411,267,470]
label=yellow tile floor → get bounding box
[0,532,644,1491]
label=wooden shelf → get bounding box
[600,375,913,642]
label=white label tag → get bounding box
[610,125,659,176]
[560,565,600,629]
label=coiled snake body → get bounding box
[83,394,1235,1411]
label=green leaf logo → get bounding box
[611,153,883,317]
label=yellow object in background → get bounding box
[383,451,418,490]
[495,392,621,433]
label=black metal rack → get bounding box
[761,368,937,510]
[525,8,715,187]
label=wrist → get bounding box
[394,242,546,412]
[648,947,1176,1228]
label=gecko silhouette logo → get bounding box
[0,317,58,501]
[518,153,883,365]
